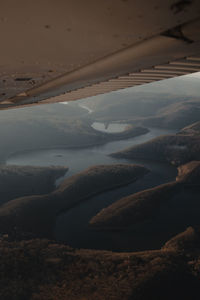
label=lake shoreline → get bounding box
[5,126,149,163]
[0,164,149,239]
[4,126,178,251]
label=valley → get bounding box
[0,76,199,299]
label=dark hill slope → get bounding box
[163,226,200,251]
[0,165,68,204]
[180,120,200,135]
[1,228,200,300]
[111,132,200,166]
[90,162,200,250]
[177,160,200,184]
[0,164,148,238]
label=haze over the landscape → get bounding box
[0,73,200,299]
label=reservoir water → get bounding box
[7,127,175,177]
[6,127,177,251]
[91,122,129,133]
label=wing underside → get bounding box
[0,0,200,109]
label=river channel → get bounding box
[6,126,177,251]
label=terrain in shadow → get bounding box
[90,161,200,250]
[0,76,200,299]
[1,226,200,300]
[0,165,68,204]
[0,164,148,238]
[111,121,200,166]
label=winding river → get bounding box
[6,125,177,251]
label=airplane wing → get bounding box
[0,0,200,109]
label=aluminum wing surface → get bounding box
[0,0,200,109]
